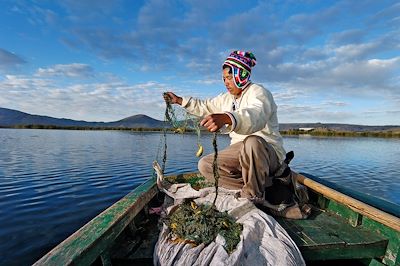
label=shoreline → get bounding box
[280,129,400,138]
[1,125,400,138]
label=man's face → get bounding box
[223,68,242,98]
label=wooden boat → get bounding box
[34,172,400,266]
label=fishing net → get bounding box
[164,200,243,253]
[157,92,243,253]
[153,94,203,175]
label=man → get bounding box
[164,50,289,203]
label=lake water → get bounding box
[0,128,399,265]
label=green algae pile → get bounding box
[164,200,243,253]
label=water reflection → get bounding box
[0,129,399,265]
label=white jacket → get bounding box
[181,83,286,162]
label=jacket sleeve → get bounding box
[181,93,226,117]
[230,88,273,135]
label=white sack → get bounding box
[153,185,305,266]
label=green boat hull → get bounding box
[34,172,400,266]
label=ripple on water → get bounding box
[0,130,399,266]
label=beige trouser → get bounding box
[198,135,280,198]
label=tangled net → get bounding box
[160,92,243,253]
[164,200,243,253]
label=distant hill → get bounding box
[0,107,399,131]
[0,107,165,129]
[107,114,166,128]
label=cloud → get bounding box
[369,2,400,27]
[386,110,400,114]
[59,0,192,66]
[0,48,26,70]
[264,55,400,101]
[0,73,169,121]
[328,57,400,88]
[278,103,354,123]
[322,101,348,107]
[360,108,400,125]
[59,0,123,18]
[56,1,256,73]
[35,63,94,78]
[332,33,399,61]
[1,74,53,91]
[363,109,400,115]
[272,89,306,103]
[22,1,399,81]
[10,2,58,27]
[329,29,366,45]
[2,1,399,125]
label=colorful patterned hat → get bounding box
[223,51,257,89]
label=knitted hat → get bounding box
[223,51,257,88]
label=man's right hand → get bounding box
[200,113,232,132]
[163,92,182,105]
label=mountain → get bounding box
[0,107,398,131]
[0,107,165,128]
[107,114,165,128]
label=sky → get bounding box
[0,0,399,125]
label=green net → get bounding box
[159,92,243,253]
[164,200,243,253]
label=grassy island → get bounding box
[1,125,400,138]
[280,128,400,138]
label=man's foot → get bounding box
[270,203,310,219]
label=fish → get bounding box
[174,127,185,134]
[196,144,203,157]
[153,161,210,199]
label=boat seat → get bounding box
[275,210,389,261]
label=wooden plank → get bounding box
[361,258,386,266]
[362,216,400,266]
[326,199,362,227]
[277,215,345,247]
[295,173,400,231]
[300,173,399,218]
[34,178,158,266]
[309,212,388,260]
[313,212,387,247]
[301,245,388,261]
[277,211,388,261]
